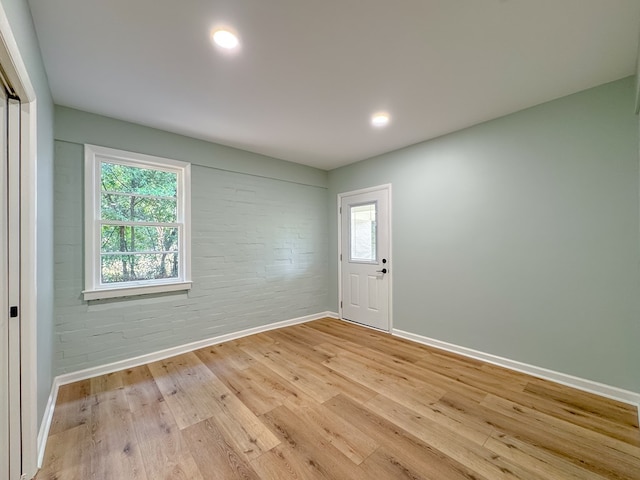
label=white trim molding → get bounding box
[38,312,637,464]
[393,328,640,407]
[82,281,192,301]
[57,311,336,385]
[37,311,339,465]
[36,381,59,468]
[635,37,640,114]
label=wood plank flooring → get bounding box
[36,317,640,480]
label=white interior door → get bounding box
[340,185,391,331]
[0,76,22,480]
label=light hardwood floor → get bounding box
[37,318,640,479]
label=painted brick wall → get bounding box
[53,140,329,375]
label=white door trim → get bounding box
[7,95,22,480]
[337,184,393,332]
[0,3,39,478]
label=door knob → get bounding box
[376,268,387,274]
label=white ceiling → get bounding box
[28,0,640,170]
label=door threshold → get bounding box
[339,317,390,333]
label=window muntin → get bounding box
[84,145,191,300]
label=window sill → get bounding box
[82,281,192,301]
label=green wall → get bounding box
[328,77,640,392]
[1,0,55,424]
[53,107,330,375]
[55,106,327,188]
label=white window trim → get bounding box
[83,144,192,300]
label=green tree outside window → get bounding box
[100,162,180,283]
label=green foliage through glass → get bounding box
[99,161,181,284]
[101,253,179,283]
[101,194,177,222]
[101,162,177,196]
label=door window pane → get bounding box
[350,202,377,262]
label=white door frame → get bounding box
[0,4,39,479]
[337,184,393,332]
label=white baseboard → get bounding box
[56,311,337,386]
[40,311,635,466]
[393,328,640,408]
[37,310,338,466]
[37,378,60,468]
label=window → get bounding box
[84,145,191,300]
[349,202,377,262]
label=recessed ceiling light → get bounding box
[371,112,390,128]
[212,29,239,49]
